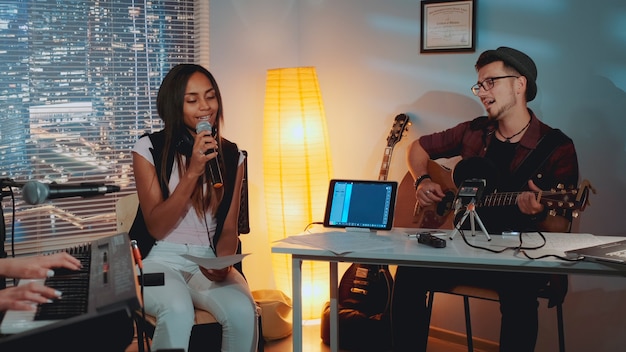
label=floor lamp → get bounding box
[263,67,333,320]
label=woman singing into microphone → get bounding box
[129,64,259,351]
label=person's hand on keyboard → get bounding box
[0,252,82,279]
[0,281,63,312]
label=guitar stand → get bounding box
[449,201,491,241]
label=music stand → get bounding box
[448,179,491,241]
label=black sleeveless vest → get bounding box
[128,130,240,258]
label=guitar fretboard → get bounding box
[479,190,579,210]
[378,147,393,181]
[480,191,524,207]
[379,113,410,181]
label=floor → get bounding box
[126,320,491,352]
[262,321,494,352]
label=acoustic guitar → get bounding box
[396,159,595,230]
[395,160,457,229]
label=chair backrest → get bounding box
[238,150,250,234]
[116,193,139,233]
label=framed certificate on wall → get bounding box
[421,0,476,53]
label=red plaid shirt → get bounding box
[418,109,579,232]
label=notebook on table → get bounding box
[323,179,398,231]
[565,239,626,264]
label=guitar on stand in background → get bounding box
[321,113,410,351]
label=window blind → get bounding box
[0,0,208,258]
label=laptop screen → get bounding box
[323,179,398,231]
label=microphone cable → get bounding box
[455,224,585,262]
[516,231,585,262]
[131,240,151,352]
[303,221,323,233]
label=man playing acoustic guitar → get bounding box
[391,47,579,352]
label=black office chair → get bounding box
[425,274,567,352]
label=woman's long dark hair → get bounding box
[156,64,225,215]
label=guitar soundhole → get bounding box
[437,190,455,217]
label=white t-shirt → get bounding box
[132,135,243,246]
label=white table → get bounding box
[271,229,626,352]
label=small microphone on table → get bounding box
[196,121,223,189]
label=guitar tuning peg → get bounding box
[556,183,564,190]
[572,211,579,218]
[548,209,557,217]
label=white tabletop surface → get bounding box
[272,228,626,277]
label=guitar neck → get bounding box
[479,189,580,214]
[479,191,525,208]
[378,147,394,181]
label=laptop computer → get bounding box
[323,179,398,231]
[565,239,626,264]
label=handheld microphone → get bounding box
[22,181,121,205]
[196,121,224,189]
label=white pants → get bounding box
[142,241,259,352]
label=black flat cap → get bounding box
[478,47,537,101]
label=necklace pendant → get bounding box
[505,138,511,143]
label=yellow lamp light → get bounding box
[263,67,333,320]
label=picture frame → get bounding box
[420,0,476,53]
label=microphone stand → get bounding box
[0,181,12,290]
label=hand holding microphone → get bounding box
[196,121,223,189]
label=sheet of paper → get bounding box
[279,231,395,255]
[181,253,250,269]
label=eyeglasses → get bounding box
[470,75,519,96]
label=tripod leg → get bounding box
[449,209,470,240]
[473,211,492,241]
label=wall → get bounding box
[210,1,626,350]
